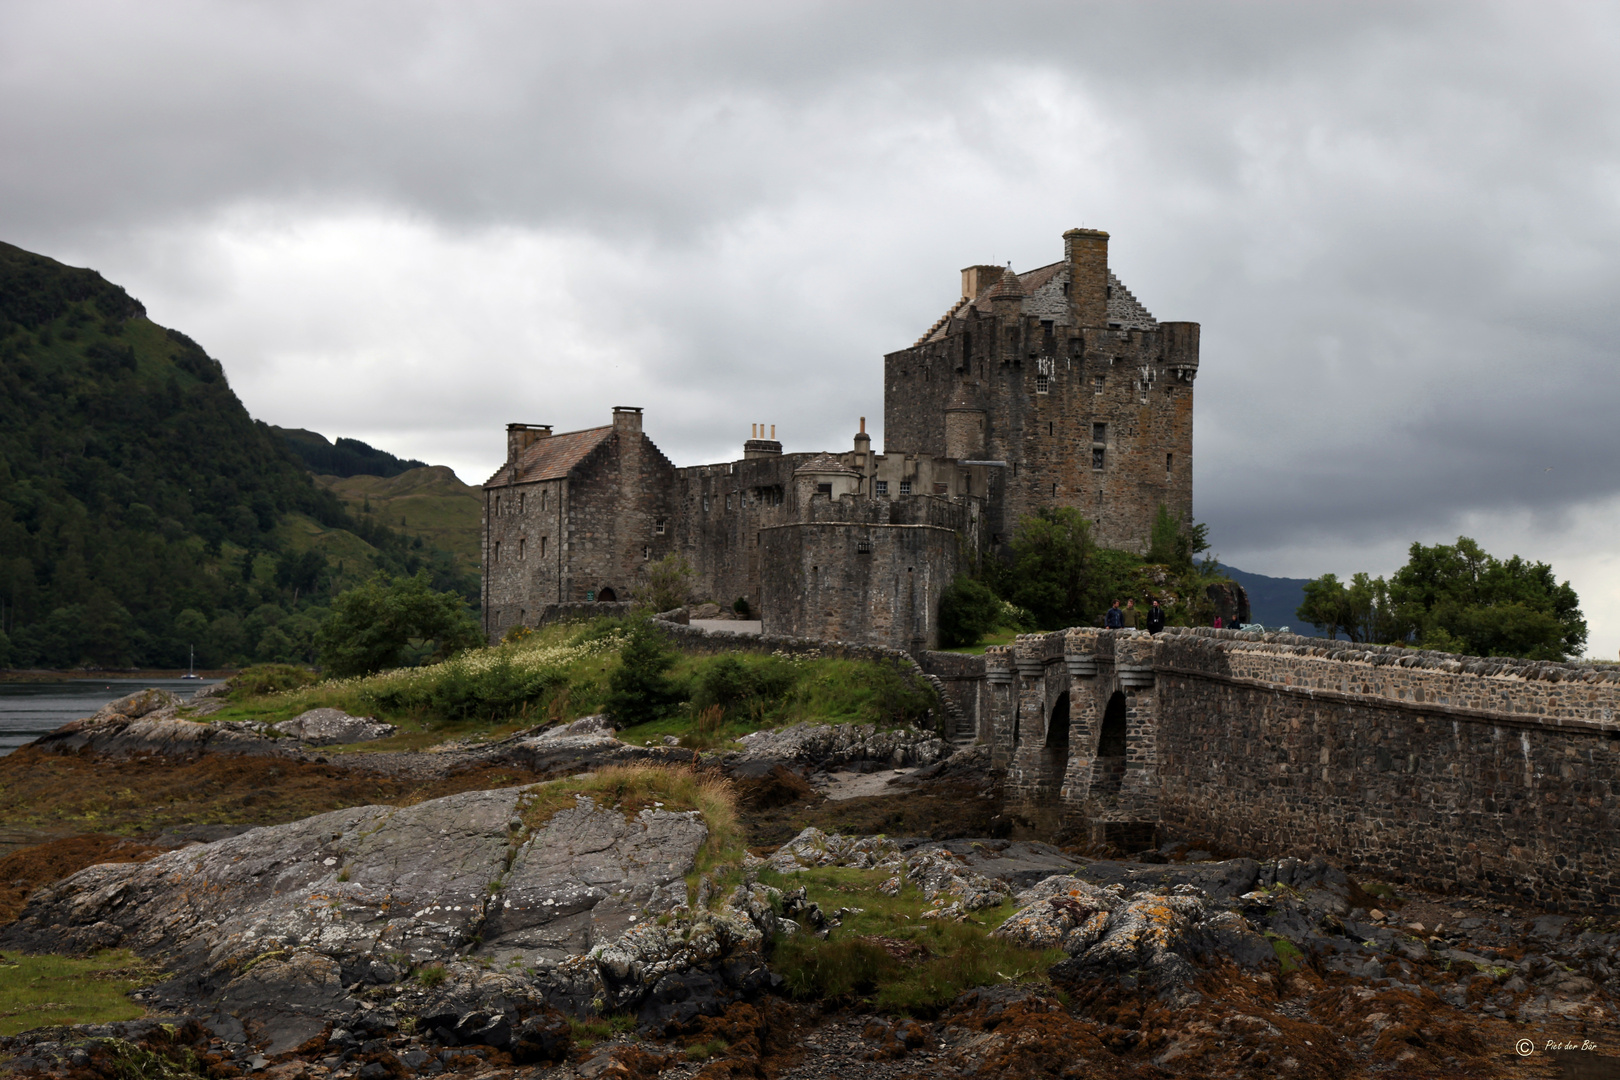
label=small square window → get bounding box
[856,538,872,554]
[899,480,912,496]
[816,482,833,495]
[654,520,666,535]
[1035,374,1049,394]
[933,482,948,494]
[875,480,888,496]
[1093,447,1106,470]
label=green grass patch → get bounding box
[757,866,1061,1015]
[936,628,1022,655]
[203,618,940,748]
[519,765,743,875]
[0,950,166,1036]
[1266,934,1306,974]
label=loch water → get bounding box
[0,678,223,756]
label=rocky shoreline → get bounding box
[0,691,1615,1078]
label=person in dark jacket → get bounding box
[1105,600,1124,629]
[1146,600,1166,633]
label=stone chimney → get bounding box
[1063,228,1110,328]
[960,264,1005,302]
[745,421,782,459]
[506,423,551,462]
[853,416,871,453]
[612,406,643,434]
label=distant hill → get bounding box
[273,426,428,479]
[1218,564,1315,633]
[0,240,475,669]
[315,466,482,577]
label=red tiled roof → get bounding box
[484,425,613,486]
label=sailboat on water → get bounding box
[181,645,201,680]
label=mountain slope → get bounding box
[314,466,482,577]
[0,241,472,669]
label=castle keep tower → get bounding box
[883,229,1199,552]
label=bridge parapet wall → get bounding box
[1153,627,1620,913]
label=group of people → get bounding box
[1104,597,1167,633]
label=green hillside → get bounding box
[315,466,483,577]
[0,241,475,669]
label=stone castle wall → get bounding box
[758,521,959,652]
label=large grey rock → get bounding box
[274,708,396,746]
[729,723,952,775]
[0,784,729,1031]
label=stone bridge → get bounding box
[920,626,1620,914]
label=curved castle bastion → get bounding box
[952,626,1618,914]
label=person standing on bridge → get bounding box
[1123,599,1139,629]
[1146,600,1166,633]
[1105,600,1124,629]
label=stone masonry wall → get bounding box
[1152,628,1620,913]
[758,522,959,653]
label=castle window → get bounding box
[899,480,912,496]
[1166,453,1174,474]
[857,538,872,554]
[494,495,502,515]
[643,546,650,559]
[518,538,525,561]
[1092,422,1107,443]
[1052,483,1058,497]
[1048,421,1054,436]
[875,480,888,496]
[1093,375,1104,394]
[726,493,732,510]
[540,489,548,511]
[933,482,948,495]
[654,519,666,535]
[1093,447,1106,470]
[1106,285,1113,299]
[1036,374,1049,394]
[493,541,501,562]
[541,536,548,557]
[703,497,710,512]
[518,493,525,513]
[816,483,832,495]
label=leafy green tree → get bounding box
[1146,504,1209,570]
[636,554,694,613]
[999,507,1097,630]
[315,572,482,677]
[1388,537,1585,660]
[603,619,683,725]
[937,575,1002,647]
[1297,537,1585,660]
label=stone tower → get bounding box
[882,229,1198,553]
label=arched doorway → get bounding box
[1093,691,1128,797]
[597,587,617,602]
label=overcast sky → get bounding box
[5,1,1620,654]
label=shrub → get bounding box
[602,620,683,726]
[315,571,483,677]
[227,663,317,699]
[637,554,694,613]
[937,576,1001,647]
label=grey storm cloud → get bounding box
[4,0,1620,587]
